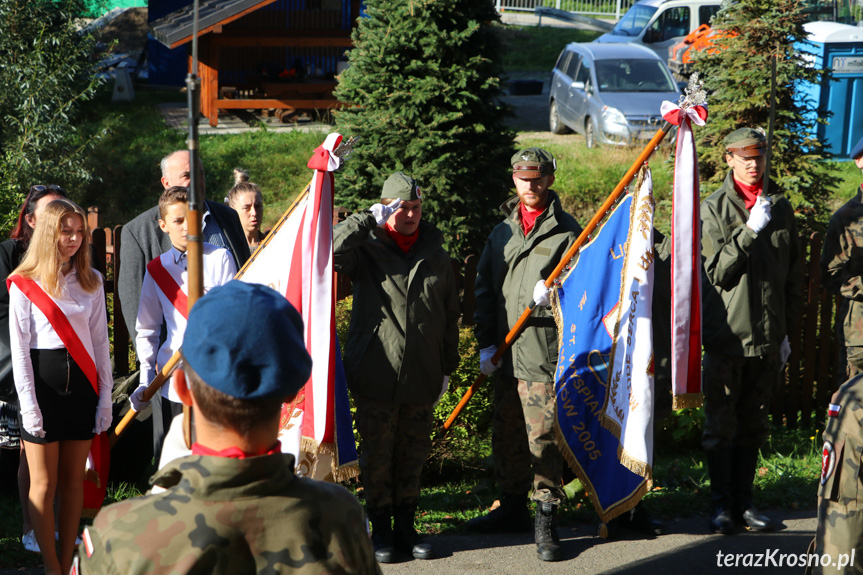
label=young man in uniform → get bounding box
[74,281,380,575]
[700,128,802,535]
[470,148,582,562]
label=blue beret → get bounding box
[182,281,311,400]
[851,136,863,160]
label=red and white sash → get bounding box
[147,256,189,319]
[7,274,98,395]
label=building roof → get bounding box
[150,0,278,49]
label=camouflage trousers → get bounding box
[701,352,780,452]
[354,396,434,510]
[812,375,863,575]
[846,346,863,380]
[492,376,563,504]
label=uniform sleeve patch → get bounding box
[821,441,836,485]
[828,403,841,417]
[70,555,79,575]
[83,527,94,558]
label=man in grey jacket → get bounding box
[470,148,582,562]
[117,150,250,459]
[700,128,802,535]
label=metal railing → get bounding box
[495,0,635,19]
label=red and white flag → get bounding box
[239,133,358,481]
[661,101,707,409]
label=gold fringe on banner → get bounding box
[672,393,703,410]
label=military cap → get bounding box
[381,172,422,201]
[850,136,863,160]
[724,128,767,158]
[183,280,312,400]
[512,147,556,179]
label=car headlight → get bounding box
[601,106,627,126]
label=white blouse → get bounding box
[9,269,113,416]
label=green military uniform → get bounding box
[821,186,863,380]
[700,130,803,533]
[812,374,863,575]
[474,190,582,503]
[333,172,459,562]
[76,453,381,575]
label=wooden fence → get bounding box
[89,206,840,426]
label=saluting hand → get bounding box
[370,198,402,226]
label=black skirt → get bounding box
[19,349,97,444]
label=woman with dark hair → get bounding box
[9,198,112,575]
[0,185,68,553]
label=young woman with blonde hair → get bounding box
[225,168,265,251]
[8,199,112,575]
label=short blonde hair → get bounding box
[12,199,99,297]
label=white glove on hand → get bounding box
[779,335,791,371]
[94,406,112,435]
[21,409,45,438]
[480,345,502,376]
[533,280,551,308]
[437,375,450,403]
[746,195,772,234]
[130,384,150,412]
[370,198,402,226]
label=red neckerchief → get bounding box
[191,440,282,459]
[519,203,546,236]
[732,177,763,210]
[384,222,419,253]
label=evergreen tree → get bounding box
[692,0,838,230]
[0,0,107,230]
[334,0,515,258]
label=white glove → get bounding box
[533,280,551,308]
[369,198,402,226]
[480,345,502,376]
[130,383,150,412]
[94,405,112,435]
[437,375,450,403]
[746,195,772,234]
[779,335,791,371]
[21,409,45,438]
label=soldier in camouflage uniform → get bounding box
[73,281,380,575]
[809,373,863,575]
[821,137,863,381]
[470,148,582,562]
[701,128,802,535]
[333,172,460,563]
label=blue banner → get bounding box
[554,190,649,523]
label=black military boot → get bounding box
[466,493,531,533]
[705,448,735,535]
[600,503,666,539]
[368,508,395,563]
[393,504,433,560]
[534,501,561,562]
[733,445,776,532]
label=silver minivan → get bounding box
[548,43,680,147]
[595,0,723,60]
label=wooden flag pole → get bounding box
[443,123,673,431]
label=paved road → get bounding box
[381,509,818,574]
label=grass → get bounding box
[497,24,602,75]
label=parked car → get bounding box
[549,43,681,147]
[595,0,723,61]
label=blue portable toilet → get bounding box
[798,22,863,159]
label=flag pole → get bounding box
[112,136,360,440]
[443,123,673,431]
